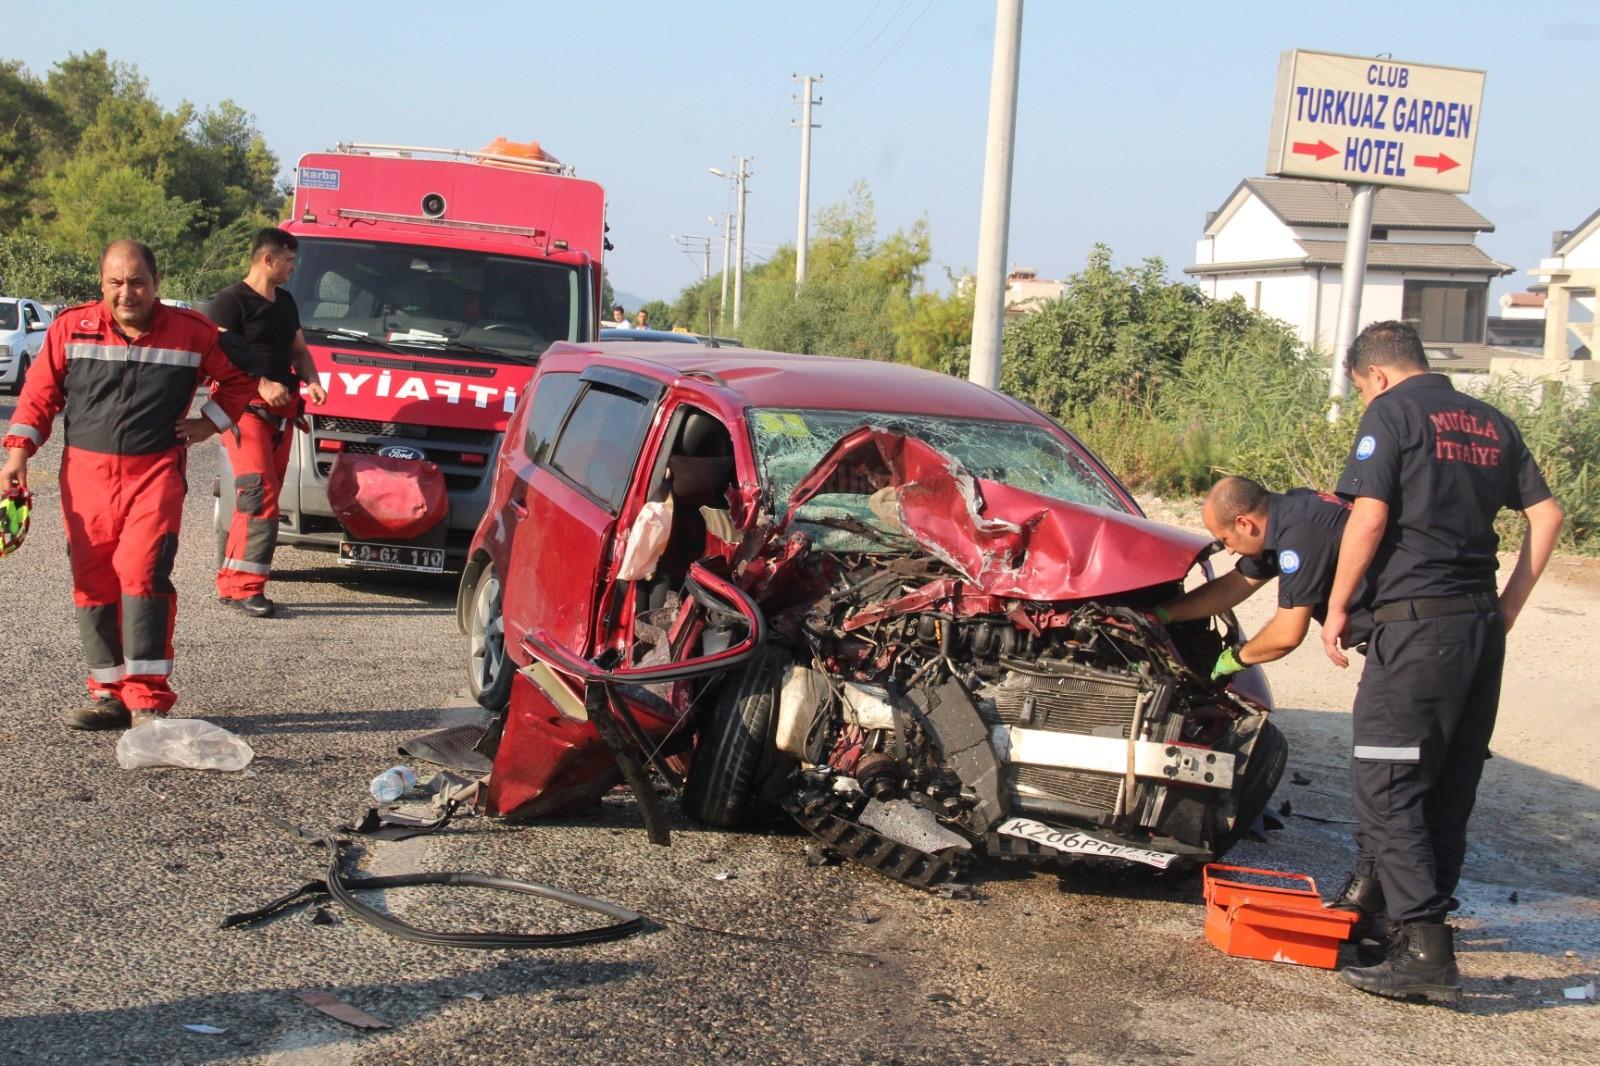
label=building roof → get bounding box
[1554,206,1600,256]
[1425,344,1540,374]
[1208,177,1494,235]
[1506,292,1546,307]
[1186,239,1513,277]
[1295,240,1513,274]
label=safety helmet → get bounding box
[0,489,31,557]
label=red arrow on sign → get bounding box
[1292,140,1338,161]
[1414,152,1460,173]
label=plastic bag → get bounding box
[115,718,255,772]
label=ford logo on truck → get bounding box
[378,445,425,461]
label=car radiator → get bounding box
[983,663,1178,825]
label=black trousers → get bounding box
[1349,604,1506,923]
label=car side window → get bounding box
[549,385,655,512]
[22,303,40,328]
[523,371,583,464]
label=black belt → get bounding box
[1373,592,1498,625]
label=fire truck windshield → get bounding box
[286,237,582,363]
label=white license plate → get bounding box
[996,817,1178,870]
[338,540,445,573]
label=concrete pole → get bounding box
[719,213,732,330]
[967,0,1024,391]
[733,157,749,330]
[794,74,821,287]
[703,240,712,335]
[1328,182,1377,417]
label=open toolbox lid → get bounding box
[1202,864,1359,969]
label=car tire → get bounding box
[1211,719,1288,859]
[467,565,513,711]
[681,647,783,829]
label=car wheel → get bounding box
[682,647,784,829]
[467,566,512,711]
[1211,719,1288,859]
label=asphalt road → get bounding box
[0,403,1594,1065]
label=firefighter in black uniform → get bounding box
[1321,321,1564,1005]
[1159,475,1368,677]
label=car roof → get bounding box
[543,341,1041,423]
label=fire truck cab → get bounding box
[213,140,605,573]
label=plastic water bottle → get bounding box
[369,765,418,803]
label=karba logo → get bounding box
[317,370,519,413]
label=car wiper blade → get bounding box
[428,339,540,363]
[301,325,410,354]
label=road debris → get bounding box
[1564,982,1595,1001]
[294,990,392,1030]
[713,871,735,881]
[181,1024,227,1035]
[1291,772,1313,785]
[115,718,254,772]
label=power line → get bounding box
[817,0,886,70]
[834,0,942,104]
[834,0,916,82]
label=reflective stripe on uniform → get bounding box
[201,399,233,431]
[5,423,42,445]
[125,659,173,677]
[1353,744,1422,761]
[89,664,127,683]
[223,557,272,576]
[65,342,202,368]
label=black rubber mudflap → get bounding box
[399,724,492,775]
[783,788,960,890]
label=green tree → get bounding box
[0,234,99,303]
[0,61,69,231]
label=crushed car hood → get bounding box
[785,427,1214,601]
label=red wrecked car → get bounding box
[451,342,1283,888]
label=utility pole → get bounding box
[793,74,822,287]
[672,234,714,333]
[1327,183,1376,419]
[967,0,1024,391]
[716,213,733,330]
[708,160,752,331]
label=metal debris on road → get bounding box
[1564,982,1595,1001]
[294,990,393,1030]
[713,871,735,881]
[181,1024,227,1035]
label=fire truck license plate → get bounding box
[996,817,1178,869]
[338,540,445,573]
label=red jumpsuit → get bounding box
[216,402,297,600]
[4,301,258,713]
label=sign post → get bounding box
[1265,50,1486,411]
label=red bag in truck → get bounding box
[326,453,448,541]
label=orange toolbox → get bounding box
[1202,864,1359,969]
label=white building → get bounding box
[1490,208,1600,387]
[1186,177,1523,372]
[1004,268,1065,317]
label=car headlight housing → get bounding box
[0,344,11,359]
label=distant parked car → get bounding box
[0,298,53,396]
[598,327,741,347]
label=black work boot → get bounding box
[220,594,275,618]
[1340,922,1462,1006]
[64,695,131,731]
[1330,872,1390,943]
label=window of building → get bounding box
[1402,280,1487,344]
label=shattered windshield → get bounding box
[750,408,1129,550]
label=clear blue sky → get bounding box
[10,1,1598,306]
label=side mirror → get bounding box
[520,561,764,685]
[27,321,46,333]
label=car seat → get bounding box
[645,410,735,611]
[308,271,353,320]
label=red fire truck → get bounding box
[213,140,606,573]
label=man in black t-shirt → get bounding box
[1322,320,1564,1005]
[207,227,327,617]
[1160,476,1366,679]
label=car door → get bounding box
[20,302,46,355]
[502,365,664,661]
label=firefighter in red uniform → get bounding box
[0,240,261,729]
[208,228,326,617]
